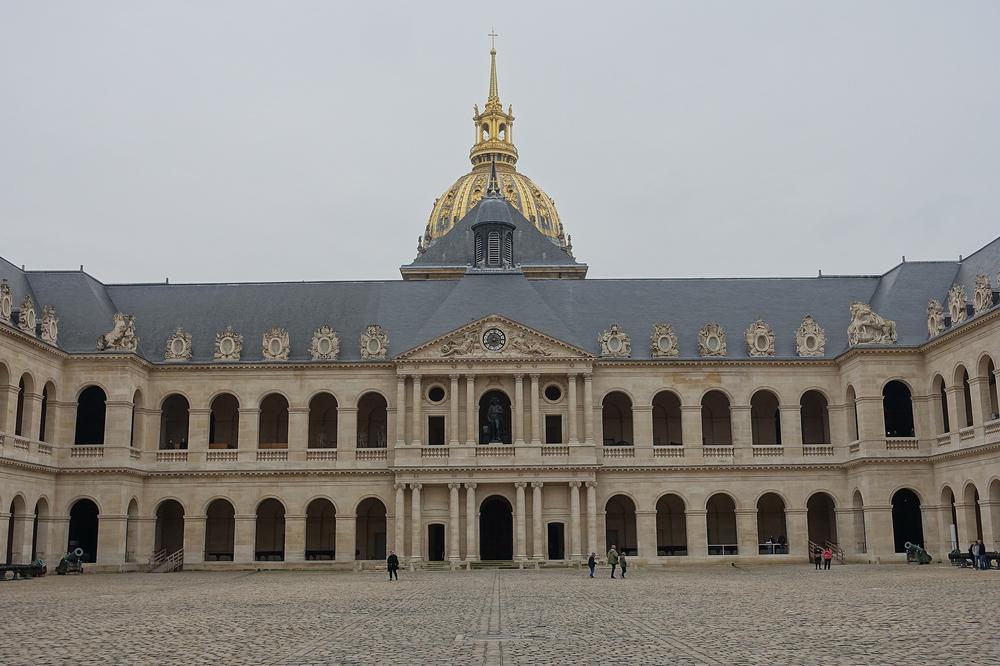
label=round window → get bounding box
[804,334,816,351]
[427,386,446,403]
[754,334,768,352]
[657,335,672,351]
[27,311,35,328]
[318,337,331,355]
[269,338,282,355]
[544,384,562,402]
[607,336,622,353]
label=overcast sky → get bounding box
[2,1,998,284]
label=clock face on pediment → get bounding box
[394,315,593,361]
[482,327,506,352]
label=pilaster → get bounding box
[183,515,206,564]
[284,514,306,562]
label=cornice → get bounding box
[149,360,394,371]
[919,306,999,352]
[0,322,66,357]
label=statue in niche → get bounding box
[487,397,505,443]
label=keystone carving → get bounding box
[847,302,896,346]
[310,325,341,360]
[262,327,290,361]
[794,314,825,357]
[744,319,775,357]
[598,323,631,358]
[926,300,945,339]
[164,328,192,361]
[698,323,727,357]
[214,326,243,361]
[649,323,679,358]
[360,324,389,360]
[97,312,139,352]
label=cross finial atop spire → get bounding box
[488,27,499,50]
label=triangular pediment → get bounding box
[395,314,593,361]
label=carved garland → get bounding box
[262,326,290,361]
[360,324,389,360]
[795,314,825,357]
[598,323,631,358]
[310,325,341,360]
[744,319,775,357]
[214,326,243,361]
[649,323,679,358]
[165,328,193,361]
[698,323,727,357]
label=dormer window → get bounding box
[472,221,514,269]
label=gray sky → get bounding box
[2,1,998,284]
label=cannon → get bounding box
[56,548,84,575]
[905,541,932,565]
[0,558,46,581]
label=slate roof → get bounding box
[2,236,998,363]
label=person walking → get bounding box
[587,552,596,578]
[813,546,822,570]
[978,540,990,570]
[387,550,400,581]
[822,547,833,570]
[607,545,619,579]
[619,551,628,579]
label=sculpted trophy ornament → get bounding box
[17,295,37,336]
[262,327,290,361]
[164,328,193,361]
[744,319,775,357]
[598,324,631,358]
[97,312,139,352]
[972,274,994,316]
[360,324,389,360]
[947,284,967,325]
[926,300,945,339]
[0,279,12,323]
[40,305,58,345]
[310,325,341,360]
[214,326,243,361]
[847,302,896,346]
[698,323,727,357]
[649,323,679,358]
[794,314,825,357]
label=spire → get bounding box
[469,36,518,170]
[486,158,502,197]
[488,47,500,105]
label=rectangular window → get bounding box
[545,414,562,444]
[487,231,500,265]
[428,415,446,446]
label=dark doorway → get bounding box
[547,522,565,560]
[428,524,446,561]
[154,500,185,555]
[891,488,924,552]
[479,496,513,559]
[68,499,100,563]
[478,390,512,444]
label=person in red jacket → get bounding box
[822,547,833,570]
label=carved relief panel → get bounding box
[262,327,290,361]
[214,326,243,361]
[744,319,775,357]
[310,325,341,360]
[360,324,389,360]
[40,305,58,345]
[649,323,679,357]
[794,314,825,357]
[0,280,11,323]
[972,274,994,316]
[17,295,36,336]
[698,323,727,357]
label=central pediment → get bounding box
[395,314,592,361]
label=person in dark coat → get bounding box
[619,552,628,578]
[814,546,823,570]
[607,545,619,578]
[587,552,596,578]
[969,542,979,569]
[387,550,400,580]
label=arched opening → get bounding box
[6,496,26,563]
[479,496,513,560]
[756,493,788,554]
[807,492,838,546]
[204,499,235,561]
[478,389,512,444]
[68,499,100,563]
[15,374,34,437]
[955,366,974,428]
[74,386,107,445]
[706,494,737,555]
[604,495,637,556]
[305,498,337,560]
[601,392,633,446]
[890,489,924,552]
[357,392,388,448]
[981,357,998,422]
[851,490,866,554]
[255,499,285,561]
[932,375,950,434]
[308,393,338,448]
[962,483,983,543]
[355,498,387,560]
[209,393,239,449]
[125,499,138,562]
[652,391,683,446]
[39,381,55,442]
[701,391,732,446]
[845,385,859,441]
[159,394,190,449]
[750,390,781,446]
[655,494,687,555]
[258,394,289,449]
[32,498,49,561]
[800,391,830,445]
[154,500,185,555]
[882,381,915,437]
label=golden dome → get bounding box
[423,47,566,247]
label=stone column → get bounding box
[49,517,71,563]
[448,483,461,561]
[410,375,422,446]
[234,514,256,563]
[394,483,406,558]
[685,509,709,557]
[513,374,525,445]
[531,482,544,559]
[530,374,541,445]
[585,481,598,555]
[862,505,895,559]
[238,408,260,452]
[567,374,579,444]
[681,405,703,447]
[466,375,477,445]
[288,407,309,452]
[396,376,407,447]
[954,501,973,545]
[284,513,306,562]
[569,482,582,560]
[335,514,356,562]
[188,408,211,454]
[183,515,206,565]
[920,505,942,555]
[785,509,808,558]
[449,375,460,446]
[97,514,127,568]
[632,405,653,449]
[735,509,757,556]
[636,510,657,560]
[514,482,527,560]
[410,483,422,561]
[583,374,594,444]
[828,403,848,445]
[465,483,478,560]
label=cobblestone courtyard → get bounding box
[4,564,998,665]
